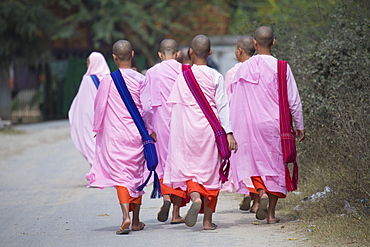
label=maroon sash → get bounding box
[182,65,231,183]
[278,60,298,191]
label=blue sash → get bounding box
[111,69,161,198]
[90,75,100,89]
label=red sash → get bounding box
[278,60,298,191]
[182,65,231,183]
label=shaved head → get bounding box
[176,47,191,63]
[159,39,178,56]
[236,36,255,56]
[113,40,132,61]
[254,26,274,48]
[190,35,211,59]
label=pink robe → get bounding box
[86,68,150,198]
[68,52,110,166]
[224,62,241,103]
[221,62,242,193]
[230,55,304,196]
[145,59,181,179]
[164,65,232,190]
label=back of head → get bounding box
[190,35,211,59]
[254,26,274,48]
[177,47,191,64]
[113,40,133,61]
[85,51,110,76]
[159,39,178,56]
[236,36,255,56]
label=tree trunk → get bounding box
[0,67,11,121]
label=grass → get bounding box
[279,183,370,246]
[0,128,25,135]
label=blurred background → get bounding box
[0,0,369,245]
[1,0,365,124]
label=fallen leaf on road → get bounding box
[96,214,110,217]
[251,220,262,225]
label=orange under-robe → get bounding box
[248,187,258,194]
[248,187,258,200]
[251,176,286,198]
[186,180,219,213]
[160,179,188,207]
[116,186,142,212]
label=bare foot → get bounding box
[267,217,281,224]
[171,216,185,224]
[131,221,145,231]
[203,222,217,230]
[116,218,131,234]
[250,201,259,213]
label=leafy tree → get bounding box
[0,0,82,120]
[0,0,247,121]
[0,0,91,67]
[296,0,369,206]
[230,0,369,244]
[86,0,231,67]
[247,0,370,244]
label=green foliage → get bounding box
[0,0,53,66]
[228,0,271,35]
[0,0,233,68]
[261,0,370,244]
[0,0,85,67]
[235,0,370,244]
[298,1,370,213]
[87,0,229,66]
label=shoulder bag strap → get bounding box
[182,68,231,183]
[90,75,100,89]
[110,69,160,198]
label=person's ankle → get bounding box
[193,198,202,204]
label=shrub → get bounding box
[277,1,370,244]
[297,1,369,215]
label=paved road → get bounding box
[0,120,309,247]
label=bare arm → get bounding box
[227,133,238,153]
[297,129,305,142]
[150,131,157,142]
